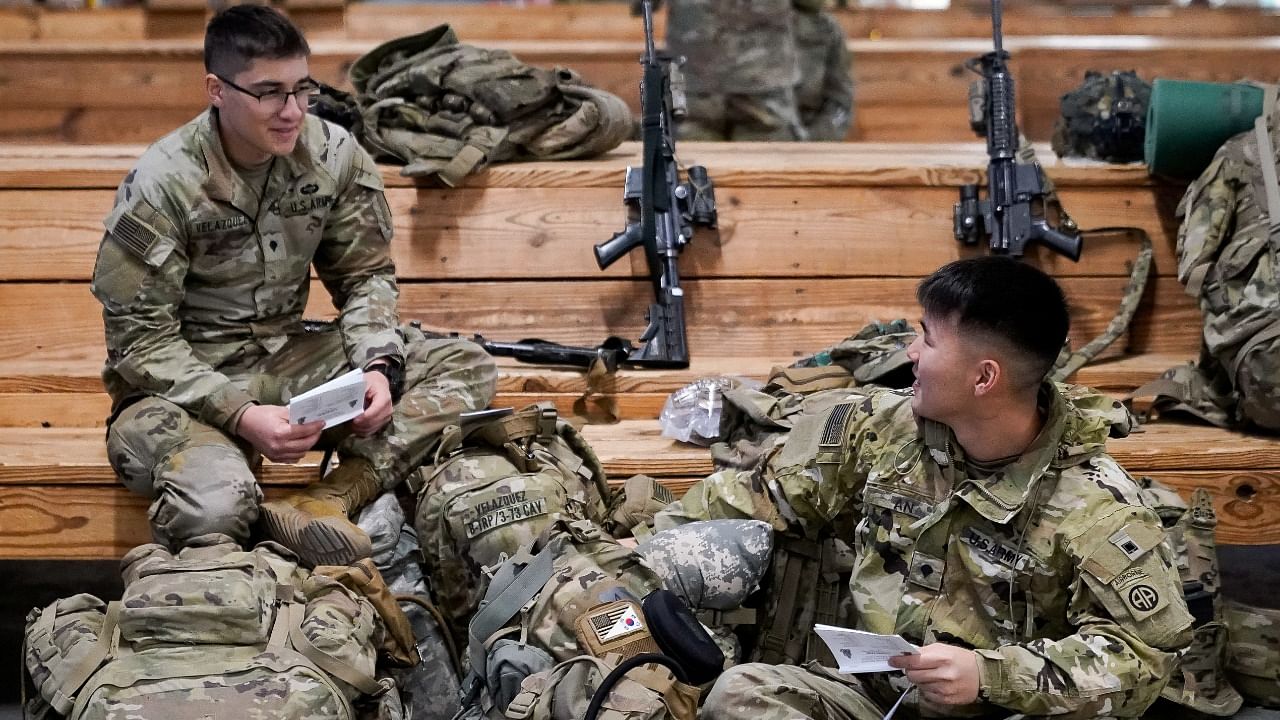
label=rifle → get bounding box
[592,0,717,369]
[953,0,1082,261]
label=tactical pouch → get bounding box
[1224,599,1280,708]
[118,537,293,648]
[504,654,694,720]
[25,536,389,720]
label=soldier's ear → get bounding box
[206,74,225,108]
[973,358,1000,397]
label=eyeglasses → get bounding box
[216,74,321,113]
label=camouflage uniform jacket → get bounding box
[91,110,403,431]
[665,0,799,95]
[792,4,853,141]
[753,384,1192,717]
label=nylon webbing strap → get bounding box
[286,603,388,697]
[1050,226,1153,381]
[1254,115,1280,238]
[758,537,820,664]
[467,543,556,680]
[438,145,488,188]
[53,601,120,714]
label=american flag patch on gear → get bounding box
[112,211,159,260]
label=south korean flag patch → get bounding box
[593,603,647,643]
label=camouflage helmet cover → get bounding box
[1052,69,1152,163]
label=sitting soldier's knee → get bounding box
[703,663,772,718]
[151,444,261,549]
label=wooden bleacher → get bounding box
[0,141,1275,560]
[2,34,1278,144]
[7,3,1280,42]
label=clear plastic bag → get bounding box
[658,376,760,445]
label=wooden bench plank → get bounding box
[0,275,1202,371]
[0,421,1274,558]
[0,180,1184,282]
[1,38,1275,143]
[0,142,1159,189]
[342,5,1280,42]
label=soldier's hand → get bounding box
[888,643,981,706]
[352,371,393,437]
[236,404,325,464]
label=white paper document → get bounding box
[289,369,366,428]
[813,624,920,674]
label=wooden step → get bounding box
[0,142,1185,284]
[2,37,1277,142]
[0,354,1192,428]
[6,5,1280,43]
[0,420,1273,558]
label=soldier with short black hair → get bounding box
[688,257,1194,719]
[92,5,496,566]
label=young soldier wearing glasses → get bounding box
[92,6,496,566]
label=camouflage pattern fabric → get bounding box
[636,519,773,610]
[687,383,1193,718]
[93,112,497,548]
[1225,599,1280,708]
[24,534,387,719]
[792,0,853,141]
[1158,107,1280,431]
[1052,70,1151,163]
[1138,480,1243,717]
[459,520,666,719]
[666,0,805,140]
[503,654,699,720]
[679,89,805,141]
[413,406,613,646]
[356,496,463,720]
[330,25,633,185]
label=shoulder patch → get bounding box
[104,198,177,268]
[1081,519,1165,583]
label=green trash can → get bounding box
[1145,79,1268,180]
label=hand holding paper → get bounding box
[289,369,367,429]
[813,624,919,674]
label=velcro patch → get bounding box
[463,491,548,539]
[959,526,1031,570]
[112,211,159,260]
[1120,581,1168,621]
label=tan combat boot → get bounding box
[260,457,382,568]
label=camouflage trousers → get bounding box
[679,89,807,141]
[106,326,497,549]
[703,662,1041,720]
[702,662,888,720]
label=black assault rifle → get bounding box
[592,0,717,369]
[953,0,1082,261]
[418,1,716,373]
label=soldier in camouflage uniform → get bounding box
[792,0,853,141]
[665,0,806,141]
[686,257,1194,719]
[91,6,496,566]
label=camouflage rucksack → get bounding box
[23,534,391,720]
[316,24,633,187]
[1131,95,1280,432]
[1223,599,1280,708]
[413,404,614,644]
[1052,70,1151,163]
[456,519,672,719]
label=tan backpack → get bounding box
[24,534,391,720]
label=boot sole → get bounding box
[259,503,372,568]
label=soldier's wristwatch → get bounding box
[367,359,405,403]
